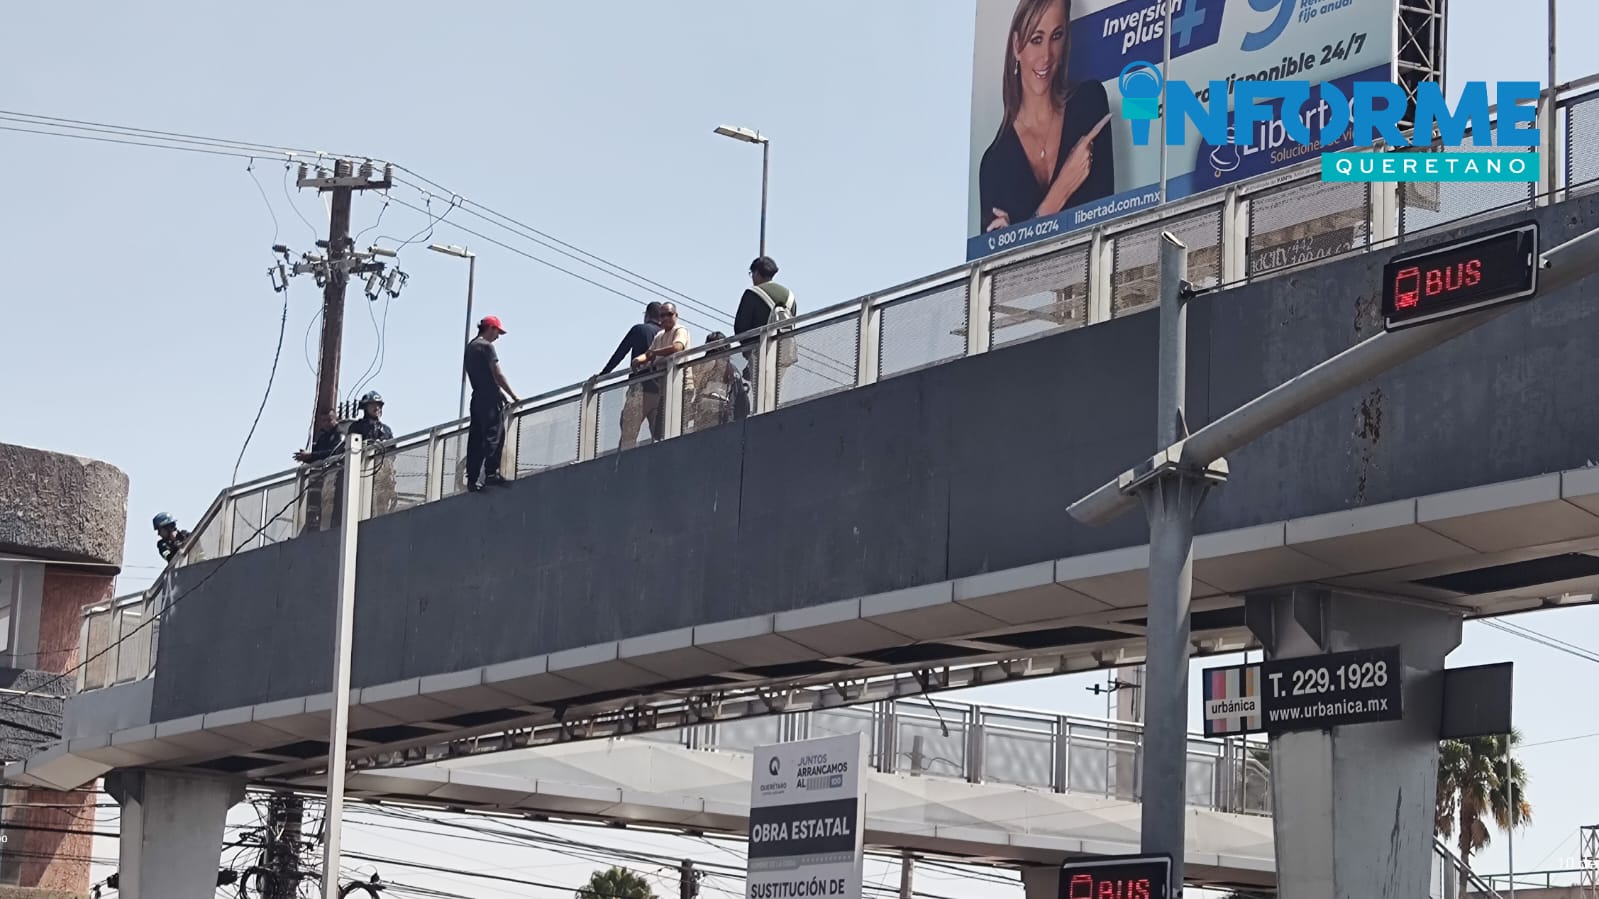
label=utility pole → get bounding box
[263,793,304,899]
[679,859,700,899]
[296,159,393,432]
[898,853,914,899]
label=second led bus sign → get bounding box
[1381,223,1539,330]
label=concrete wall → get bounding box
[151,197,1599,721]
[0,445,127,569]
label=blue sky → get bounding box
[5,0,1598,894]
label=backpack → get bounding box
[753,283,799,369]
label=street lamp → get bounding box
[428,243,476,419]
[713,124,770,257]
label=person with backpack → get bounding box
[732,256,796,415]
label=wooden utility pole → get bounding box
[263,792,304,899]
[297,159,392,431]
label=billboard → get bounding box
[747,733,866,899]
[968,0,1397,260]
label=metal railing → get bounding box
[82,76,1599,691]
[1478,869,1595,893]
[633,696,1272,816]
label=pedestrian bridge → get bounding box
[281,697,1280,891]
[17,150,1599,801]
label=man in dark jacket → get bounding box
[294,410,347,532]
[152,513,190,562]
[600,302,663,375]
[599,302,666,446]
[732,256,795,416]
[349,391,398,515]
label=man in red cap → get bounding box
[462,315,519,491]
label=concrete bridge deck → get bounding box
[17,196,1599,793]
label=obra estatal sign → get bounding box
[747,733,867,899]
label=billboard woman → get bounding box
[979,0,1114,233]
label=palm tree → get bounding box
[1435,731,1532,896]
[577,866,657,899]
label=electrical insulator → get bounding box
[384,269,409,298]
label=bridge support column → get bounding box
[1246,587,1462,899]
[105,769,244,899]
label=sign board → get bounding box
[1260,646,1404,733]
[967,0,1398,259]
[747,733,866,899]
[1060,853,1173,899]
[1201,661,1263,737]
[1201,646,1404,735]
[1381,223,1539,329]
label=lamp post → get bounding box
[428,243,476,419]
[713,124,770,256]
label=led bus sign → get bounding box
[1059,854,1172,899]
[1382,223,1539,330]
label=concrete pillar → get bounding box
[105,769,244,899]
[1246,587,1462,899]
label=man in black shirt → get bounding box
[350,391,398,515]
[152,513,189,562]
[463,315,519,492]
[347,390,394,443]
[598,302,663,447]
[294,410,347,532]
[600,302,663,375]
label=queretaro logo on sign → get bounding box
[1117,61,1541,184]
[768,757,781,777]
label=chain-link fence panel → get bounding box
[183,506,227,565]
[679,349,745,436]
[373,440,429,517]
[990,245,1090,347]
[1565,93,1599,194]
[896,714,967,779]
[435,429,470,498]
[980,714,1055,789]
[1187,753,1220,808]
[230,488,266,555]
[712,717,782,754]
[595,373,665,455]
[1111,208,1223,316]
[260,479,300,546]
[1248,178,1371,278]
[113,602,149,684]
[775,317,859,408]
[81,610,111,691]
[513,398,581,477]
[1400,140,1535,235]
[878,282,969,379]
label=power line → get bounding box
[3,111,738,340]
[0,110,332,158]
[1482,619,1599,664]
[390,172,726,323]
[233,287,291,485]
[382,192,725,336]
